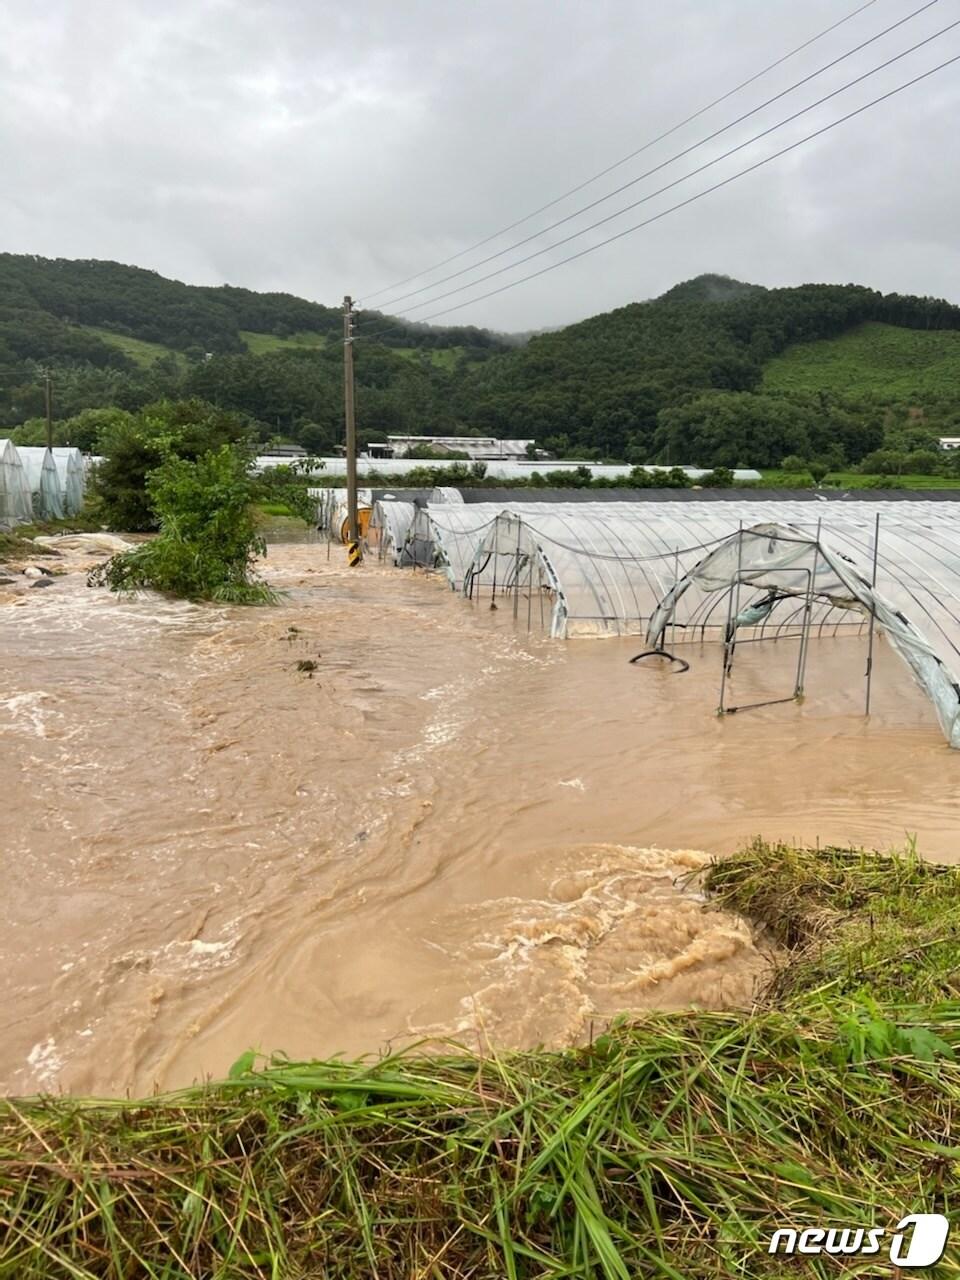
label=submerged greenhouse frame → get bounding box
[418,499,960,748]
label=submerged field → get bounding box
[2,841,959,1278]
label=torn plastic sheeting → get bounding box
[646,523,960,749]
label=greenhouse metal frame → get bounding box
[416,499,960,747]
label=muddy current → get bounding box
[2,537,959,1096]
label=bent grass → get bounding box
[2,841,960,1277]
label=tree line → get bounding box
[4,260,960,471]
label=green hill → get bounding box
[762,321,960,399]
[450,278,960,464]
[83,325,189,368]
[2,257,959,467]
[0,253,507,365]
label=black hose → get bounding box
[629,649,690,674]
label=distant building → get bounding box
[368,436,535,461]
[939,437,960,451]
[260,444,307,458]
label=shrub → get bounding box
[253,459,324,524]
[780,454,806,473]
[89,445,276,604]
[93,399,253,531]
[700,466,735,487]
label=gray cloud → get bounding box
[1,0,958,331]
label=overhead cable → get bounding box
[370,0,940,314]
[358,0,882,302]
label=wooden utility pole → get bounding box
[43,370,53,449]
[342,295,359,549]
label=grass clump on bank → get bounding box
[2,841,959,1278]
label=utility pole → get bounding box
[43,369,53,449]
[342,295,360,553]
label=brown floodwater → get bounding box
[2,538,959,1097]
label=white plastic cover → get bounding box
[645,522,960,749]
[367,500,417,565]
[424,499,960,649]
[316,457,763,482]
[316,487,372,540]
[50,447,85,515]
[0,439,33,525]
[16,447,65,520]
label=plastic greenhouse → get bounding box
[645,521,960,748]
[50,447,85,515]
[316,488,373,542]
[414,499,960,748]
[16,446,64,519]
[367,500,418,566]
[0,439,33,525]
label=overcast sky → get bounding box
[1,0,958,332]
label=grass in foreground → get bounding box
[2,840,959,1278]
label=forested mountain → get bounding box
[3,255,960,468]
[0,254,505,362]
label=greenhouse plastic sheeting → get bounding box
[16,447,65,520]
[428,501,960,643]
[317,488,372,541]
[646,522,960,749]
[424,503,507,588]
[313,457,764,482]
[50,447,85,515]
[367,500,417,566]
[0,439,33,525]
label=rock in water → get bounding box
[30,578,54,589]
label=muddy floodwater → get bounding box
[3,538,959,1096]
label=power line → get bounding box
[371,0,940,314]
[359,25,960,335]
[361,52,960,336]
[358,0,881,303]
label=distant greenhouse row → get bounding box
[0,441,87,525]
[263,456,764,483]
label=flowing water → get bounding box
[2,537,959,1096]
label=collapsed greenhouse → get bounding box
[328,493,960,749]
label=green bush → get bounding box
[93,398,253,531]
[89,445,276,604]
[252,459,324,524]
[779,453,806,473]
[904,448,941,475]
[700,466,735,487]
